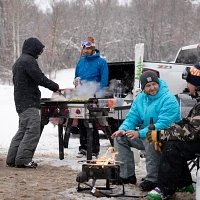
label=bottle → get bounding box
[148,117,155,130]
[196,169,200,200]
[115,80,123,107]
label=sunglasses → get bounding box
[81,41,95,48]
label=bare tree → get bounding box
[1,0,200,83]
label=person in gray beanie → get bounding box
[111,70,181,191]
[140,71,159,90]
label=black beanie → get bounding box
[186,65,200,86]
[140,71,159,90]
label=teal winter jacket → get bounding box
[119,79,182,139]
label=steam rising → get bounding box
[74,79,120,98]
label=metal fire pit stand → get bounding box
[76,160,125,198]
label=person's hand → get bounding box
[125,130,140,140]
[154,141,162,151]
[146,130,162,151]
[73,79,78,87]
[111,130,125,139]
[73,77,80,87]
[146,130,158,143]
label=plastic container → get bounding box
[115,80,123,107]
[98,99,108,108]
[107,99,116,108]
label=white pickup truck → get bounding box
[142,44,200,95]
[108,44,200,117]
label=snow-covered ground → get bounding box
[0,68,197,199]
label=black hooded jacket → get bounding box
[13,37,59,113]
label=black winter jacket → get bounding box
[13,37,59,113]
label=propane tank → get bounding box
[196,168,200,200]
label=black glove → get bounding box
[146,130,162,151]
[176,118,189,128]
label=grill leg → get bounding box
[86,120,93,161]
[106,179,110,189]
[58,118,65,160]
[40,117,49,135]
[104,126,114,147]
[63,118,73,148]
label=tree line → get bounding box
[0,0,199,84]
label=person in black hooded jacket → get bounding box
[6,37,59,168]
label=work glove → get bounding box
[146,130,162,151]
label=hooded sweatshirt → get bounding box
[13,37,59,113]
[119,79,182,139]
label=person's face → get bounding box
[144,82,159,96]
[187,82,196,94]
[82,47,93,55]
[38,48,44,56]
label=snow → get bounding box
[0,68,197,199]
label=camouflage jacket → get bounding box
[159,100,200,142]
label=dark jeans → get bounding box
[78,119,100,154]
[158,140,200,196]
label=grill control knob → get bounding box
[54,108,60,114]
[75,108,81,114]
[64,109,70,114]
[43,108,49,113]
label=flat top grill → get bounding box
[40,97,94,104]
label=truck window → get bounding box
[175,49,200,64]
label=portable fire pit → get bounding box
[76,160,125,196]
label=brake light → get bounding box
[43,108,49,113]
[142,69,160,77]
[64,109,70,114]
[75,109,81,114]
[197,44,200,48]
[54,108,60,114]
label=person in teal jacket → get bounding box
[111,71,181,191]
[73,36,109,157]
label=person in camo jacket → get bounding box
[147,65,200,200]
